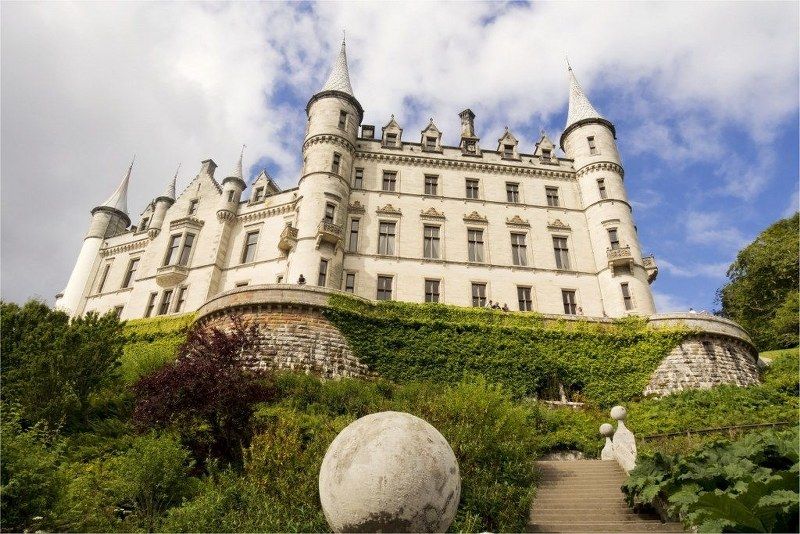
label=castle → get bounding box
[56,42,659,320]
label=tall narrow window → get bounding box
[503,144,514,159]
[122,258,140,288]
[174,286,188,312]
[188,199,199,215]
[423,225,440,259]
[253,187,265,202]
[382,171,397,191]
[511,233,528,266]
[424,175,438,195]
[588,136,597,155]
[324,203,336,224]
[353,168,364,189]
[178,233,195,266]
[241,230,259,263]
[345,273,356,293]
[331,152,341,174]
[621,283,633,311]
[425,279,440,303]
[158,290,173,316]
[608,228,620,249]
[144,292,158,318]
[348,219,360,252]
[597,178,607,199]
[545,187,560,207]
[377,276,393,300]
[164,234,181,265]
[517,286,533,311]
[465,178,479,199]
[378,222,396,255]
[97,263,111,293]
[471,283,487,307]
[318,259,328,286]
[338,110,347,129]
[553,236,570,270]
[468,229,484,262]
[562,290,577,315]
[506,182,520,203]
[227,190,235,202]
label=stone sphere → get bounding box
[610,405,627,421]
[319,411,460,533]
[599,423,614,437]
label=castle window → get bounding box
[253,187,265,202]
[502,144,515,159]
[324,203,336,224]
[97,263,111,294]
[517,286,533,311]
[236,281,249,287]
[348,219,360,252]
[588,136,597,155]
[377,275,393,300]
[378,222,396,255]
[174,286,188,312]
[345,272,356,292]
[122,258,140,288]
[471,283,487,307]
[158,289,173,316]
[608,228,620,250]
[144,292,158,318]
[241,230,259,264]
[114,305,124,319]
[318,259,328,286]
[164,234,181,266]
[597,178,607,199]
[188,199,199,215]
[338,110,348,130]
[562,290,577,314]
[511,233,528,266]
[553,236,570,270]
[361,125,375,139]
[424,174,438,195]
[541,148,552,159]
[332,152,341,175]
[465,178,480,199]
[178,233,195,266]
[621,282,633,311]
[227,190,235,202]
[467,229,484,262]
[353,168,364,189]
[545,187,560,207]
[139,217,149,231]
[425,279,440,303]
[382,171,397,192]
[423,225,440,259]
[506,182,520,203]
[385,132,398,147]
[425,136,437,150]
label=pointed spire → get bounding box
[320,39,354,96]
[236,144,246,180]
[101,156,133,214]
[163,163,179,199]
[565,64,604,130]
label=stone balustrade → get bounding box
[317,220,343,246]
[278,224,298,252]
[599,405,637,473]
[606,245,634,268]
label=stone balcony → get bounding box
[642,255,659,283]
[155,264,189,287]
[606,245,634,269]
[317,220,343,248]
[278,225,298,252]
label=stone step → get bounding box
[537,483,626,489]
[532,504,634,513]
[529,521,684,533]
[535,490,626,497]
[532,510,662,522]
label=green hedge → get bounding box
[323,295,689,406]
[120,314,194,385]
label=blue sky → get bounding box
[1,1,798,312]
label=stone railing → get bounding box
[278,225,298,252]
[642,255,658,282]
[599,405,637,473]
[155,264,189,287]
[606,245,633,268]
[317,220,343,246]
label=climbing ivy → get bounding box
[120,313,195,385]
[324,295,689,407]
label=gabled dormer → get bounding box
[459,109,481,157]
[420,118,442,153]
[534,132,557,164]
[137,202,155,233]
[249,169,281,204]
[497,128,520,160]
[381,115,403,149]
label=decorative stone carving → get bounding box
[348,200,366,213]
[420,207,446,220]
[610,406,636,473]
[506,215,530,227]
[599,423,615,460]
[463,211,488,223]
[547,219,570,230]
[376,204,402,216]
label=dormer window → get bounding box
[361,125,375,139]
[253,187,265,202]
[425,136,437,150]
[338,110,348,130]
[188,199,198,215]
[385,133,398,147]
[503,144,514,159]
[541,149,552,159]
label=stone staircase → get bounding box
[528,460,683,533]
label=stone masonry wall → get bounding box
[643,334,759,396]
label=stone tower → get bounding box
[56,160,134,316]
[560,65,655,315]
[287,40,363,287]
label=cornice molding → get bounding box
[237,201,297,223]
[575,161,624,179]
[303,133,356,155]
[100,238,148,257]
[170,217,205,231]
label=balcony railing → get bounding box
[642,255,659,283]
[607,245,634,268]
[317,220,343,247]
[156,264,189,287]
[278,225,298,252]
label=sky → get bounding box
[1,1,798,312]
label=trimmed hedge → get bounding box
[120,313,194,385]
[323,295,689,406]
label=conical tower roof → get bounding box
[100,158,133,214]
[162,164,179,200]
[320,40,354,96]
[565,65,604,130]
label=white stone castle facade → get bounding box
[56,43,659,320]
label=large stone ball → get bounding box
[610,405,628,421]
[599,423,614,437]
[318,411,461,533]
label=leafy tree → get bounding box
[132,318,276,466]
[717,212,799,350]
[0,301,125,428]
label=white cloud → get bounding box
[684,211,750,251]
[653,291,692,313]
[783,190,799,218]
[658,258,730,279]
